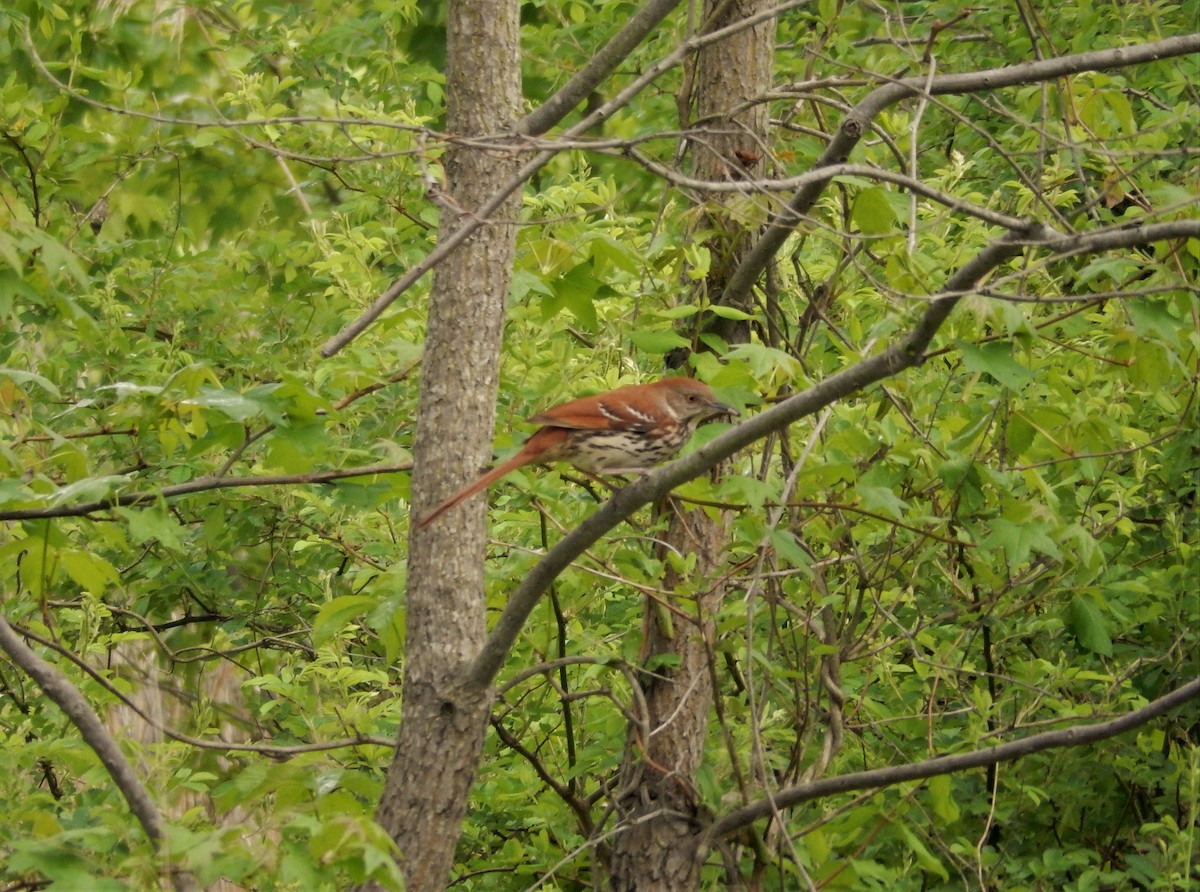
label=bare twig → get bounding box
[321,34,1198,357]
[10,622,394,756]
[517,0,685,137]
[619,159,1034,230]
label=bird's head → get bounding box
[657,377,736,423]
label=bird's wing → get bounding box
[528,384,657,432]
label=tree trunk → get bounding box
[370,2,522,889]
[608,508,732,891]
[607,2,775,890]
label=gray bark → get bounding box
[369,2,522,890]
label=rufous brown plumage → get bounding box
[417,377,733,528]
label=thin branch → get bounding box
[620,158,1033,230]
[321,34,1197,357]
[463,218,1200,690]
[0,463,411,521]
[15,426,138,444]
[332,360,421,410]
[0,613,200,892]
[705,675,1200,841]
[497,655,615,696]
[489,715,595,832]
[213,424,275,478]
[1,128,41,223]
[22,25,424,136]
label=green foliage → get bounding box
[1,0,1197,889]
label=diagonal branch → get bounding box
[517,0,685,137]
[0,613,200,892]
[463,218,1200,690]
[705,675,1200,841]
[11,621,394,757]
[621,157,1036,229]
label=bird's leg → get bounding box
[560,469,616,502]
[562,469,650,501]
[586,471,650,489]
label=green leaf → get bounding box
[851,186,898,235]
[857,484,909,520]
[589,232,644,275]
[898,823,949,881]
[1104,89,1136,134]
[1076,255,1143,287]
[182,386,265,422]
[1005,412,1037,458]
[544,261,602,331]
[368,587,407,665]
[657,304,701,320]
[683,243,710,279]
[629,330,690,353]
[1127,299,1184,344]
[982,518,1061,566]
[928,775,961,823]
[116,504,187,552]
[770,529,812,571]
[938,456,985,513]
[6,839,127,890]
[723,343,803,380]
[707,304,755,321]
[43,475,128,507]
[958,341,1033,391]
[0,478,35,507]
[1069,593,1113,656]
[22,227,90,286]
[0,367,62,398]
[59,550,121,593]
[312,595,378,646]
[805,827,831,865]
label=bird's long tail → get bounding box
[416,449,534,529]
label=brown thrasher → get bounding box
[417,377,734,528]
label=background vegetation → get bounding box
[1,0,1197,889]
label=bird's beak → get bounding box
[709,399,737,419]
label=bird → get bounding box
[416,377,734,528]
